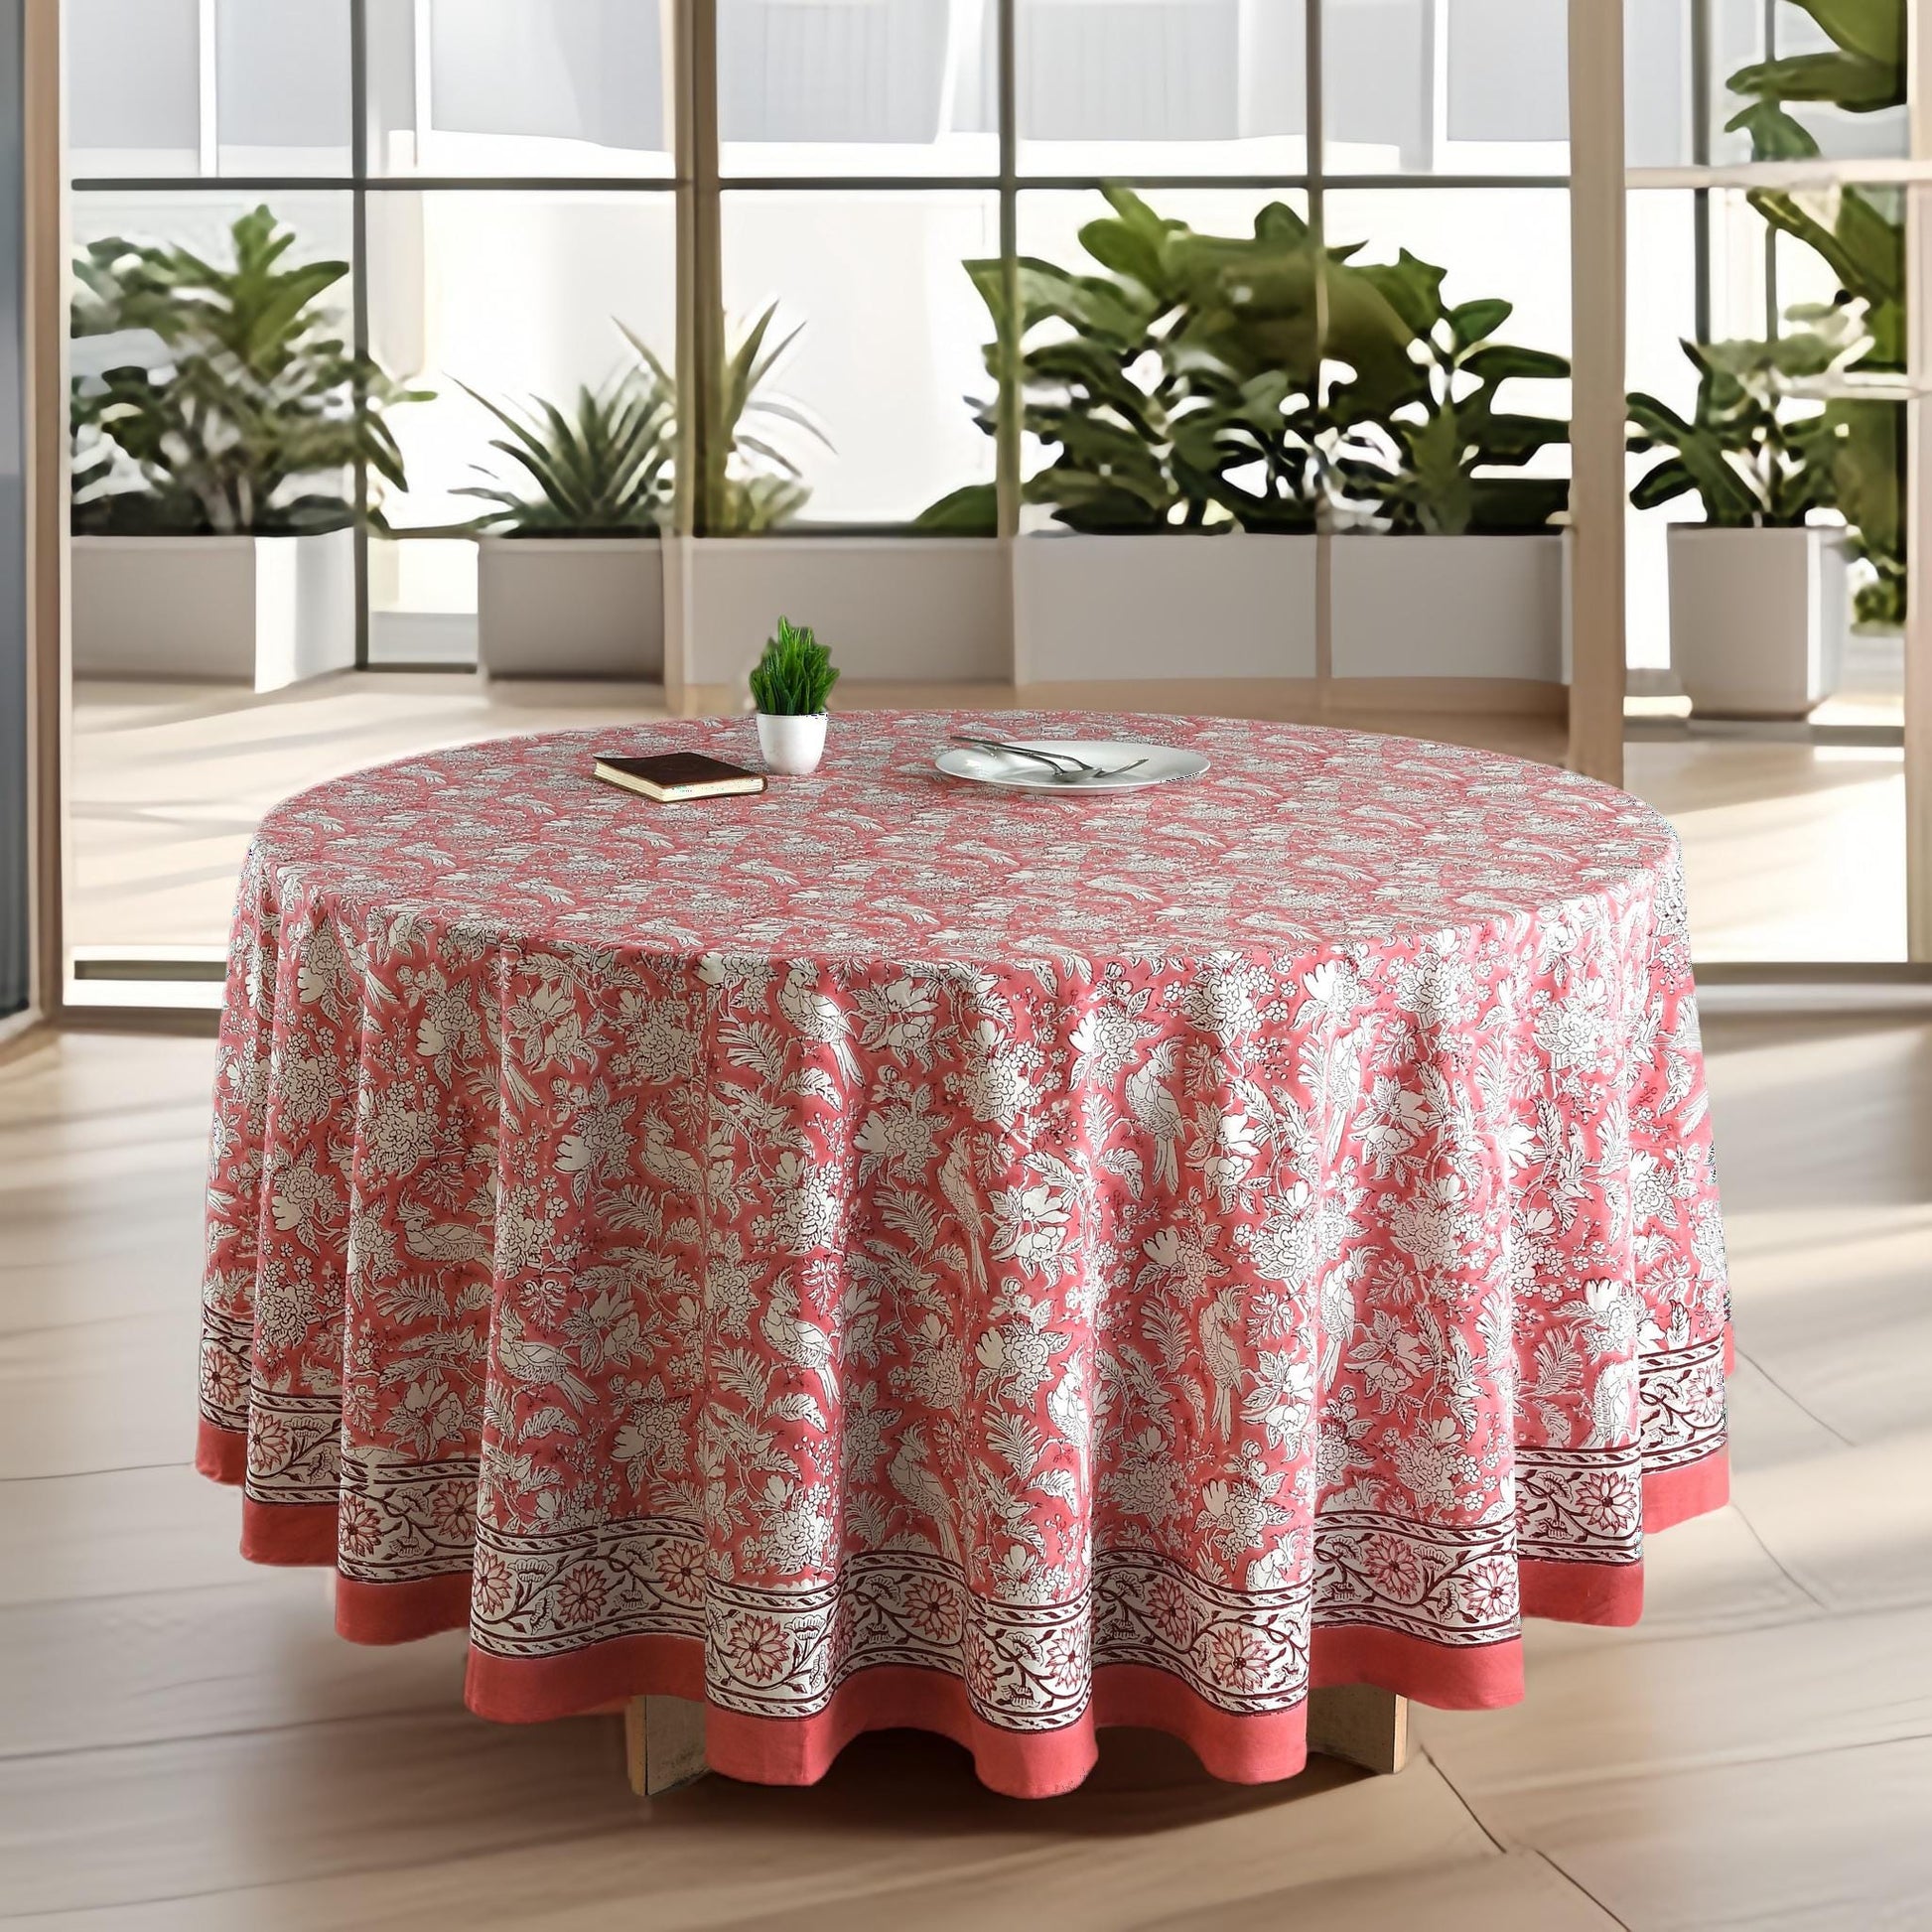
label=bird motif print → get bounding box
[492,1301,595,1410]
[1125,1040,1184,1193]
[1198,1285,1246,1439]
[759,1271,834,1377]
[778,963,861,1085]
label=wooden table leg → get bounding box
[1307,1686,1410,1775]
[623,1695,711,1797]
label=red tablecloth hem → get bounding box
[1645,1445,1730,1532]
[194,1425,1728,1789]
[196,1417,246,1485]
[715,1663,1321,1797]
[337,1572,475,1645]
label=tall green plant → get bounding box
[1725,0,1907,620]
[70,206,426,535]
[458,306,827,537]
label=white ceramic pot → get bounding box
[757,711,827,776]
[1667,524,1849,719]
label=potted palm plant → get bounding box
[749,617,839,775]
[1629,304,1865,719]
[460,325,674,679]
[1328,253,1572,682]
[69,206,425,689]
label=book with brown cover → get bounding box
[593,752,766,801]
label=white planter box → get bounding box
[476,536,664,679]
[1329,533,1567,681]
[1014,533,1317,682]
[70,531,354,691]
[674,537,1007,689]
[1667,524,1848,719]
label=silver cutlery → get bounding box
[948,734,1149,782]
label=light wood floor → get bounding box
[2,1014,1928,1929]
[68,673,1908,964]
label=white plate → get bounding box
[935,737,1209,793]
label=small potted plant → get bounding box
[749,617,838,775]
[1628,304,1865,719]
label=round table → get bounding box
[197,711,1730,1798]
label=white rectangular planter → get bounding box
[1329,533,1567,681]
[675,537,1007,689]
[71,531,355,691]
[1667,524,1848,719]
[476,536,664,679]
[1014,533,1317,682]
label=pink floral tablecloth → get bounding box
[198,711,1729,1798]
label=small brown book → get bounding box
[593,752,766,802]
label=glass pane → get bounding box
[1710,0,1907,165]
[1014,0,1307,178]
[365,0,673,178]
[215,0,351,176]
[67,0,201,178]
[366,190,679,552]
[719,191,1000,525]
[1625,188,1701,677]
[1324,0,1567,176]
[719,0,998,179]
[1624,0,1694,169]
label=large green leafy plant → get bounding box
[1334,254,1571,534]
[917,187,1569,537]
[70,206,426,535]
[1628,303,1868,525]
[1725,0,1906,620]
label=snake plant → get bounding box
[458,328,675,535]
[460,306,828,537]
